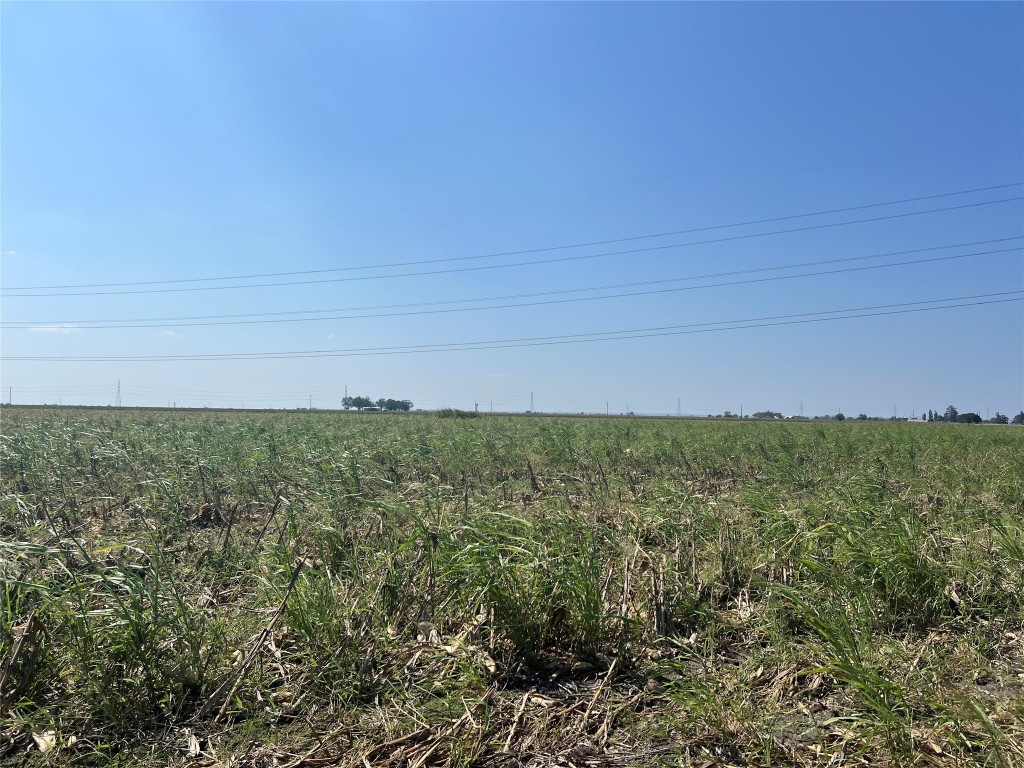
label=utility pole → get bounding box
[115,380,121,408]
[530,391,534,412]
[475,402,479,412]
[490,400,493,413]
[740,405,743,418]
[309,395,312,411]
[677,397,681,417]
[7,387,10,404]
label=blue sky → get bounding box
[2,2,1022,416]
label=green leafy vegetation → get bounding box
[1,408,1021,766]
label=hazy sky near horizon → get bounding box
[2,2,1022,416]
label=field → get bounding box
[1,408,1021,767]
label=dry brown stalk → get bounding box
[198,559,306,721]
[504,689,535,753]
[581,658,619,729]
[0,613,44,712]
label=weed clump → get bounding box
[436,407,479,419]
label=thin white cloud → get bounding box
[158,330,184,338]
[28,324,81,334]
[3,250,15,257]
[325,333,336,339]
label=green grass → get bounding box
[1,408,1021,766]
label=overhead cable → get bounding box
[4,196,1021,298]
[4,245,1019,330]
[6,291,1019,362]
[7,236,1018,327]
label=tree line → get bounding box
[341,396,413,411]
[924,405,1023,425]
[723,406,1024,424]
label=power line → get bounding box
[8,236,1017,327]
[4,245,1018,330]
[0,378,528,402]
[7,135,1017,250]
[0,384,119,392]
[6,198,1022,300]
[5,291,1018,362]
[3,182,1019,293]
[0,382,532,406]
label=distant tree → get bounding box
[835,412,846,421]
[944,405,959,423]
[752,411,783,419]
[991,413,1009,425]
[856,413,868,420]
[1013,412,1024,425]
[344,395,414,411]
[956,412,982,424]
